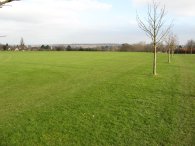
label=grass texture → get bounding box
[0,52,194,145]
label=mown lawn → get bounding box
[0,52,194,146]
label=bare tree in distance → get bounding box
[165,35,172,63]
[171,35,178,58]
[186,40,195,54]
[165,33,177,63]
[137,0,172,75]
[20,37,25,50]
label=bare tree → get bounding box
[20,37,25,50]
[137,0,172,75]
[171,35,178,58]
[165,33,177,63]
[186,40,195,54]
[165,35,172,63]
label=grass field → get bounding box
[0,52,194,146]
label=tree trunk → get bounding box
[191,47,193,54]
[171,47,174,58]
[153,44,157,75]
[168,47,171,63]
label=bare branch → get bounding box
[136,13,154,40]
[0,0,20,7]
[137,0,172,45]
[136,0,172,75]
[157,23,173,43]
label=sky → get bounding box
[0,0,195,45]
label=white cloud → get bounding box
[0,0,112,23]
[0,0,112,44]
[0,0,194,44]
[132,0,195,17]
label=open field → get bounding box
[0,52,194,146]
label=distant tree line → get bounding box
[0,40,194,53]
[168,40,195,54]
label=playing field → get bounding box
[0,52,194,145]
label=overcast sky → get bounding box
[0,0,195,45]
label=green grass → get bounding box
[0,52,194,146]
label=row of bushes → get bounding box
[1,43,195,53]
